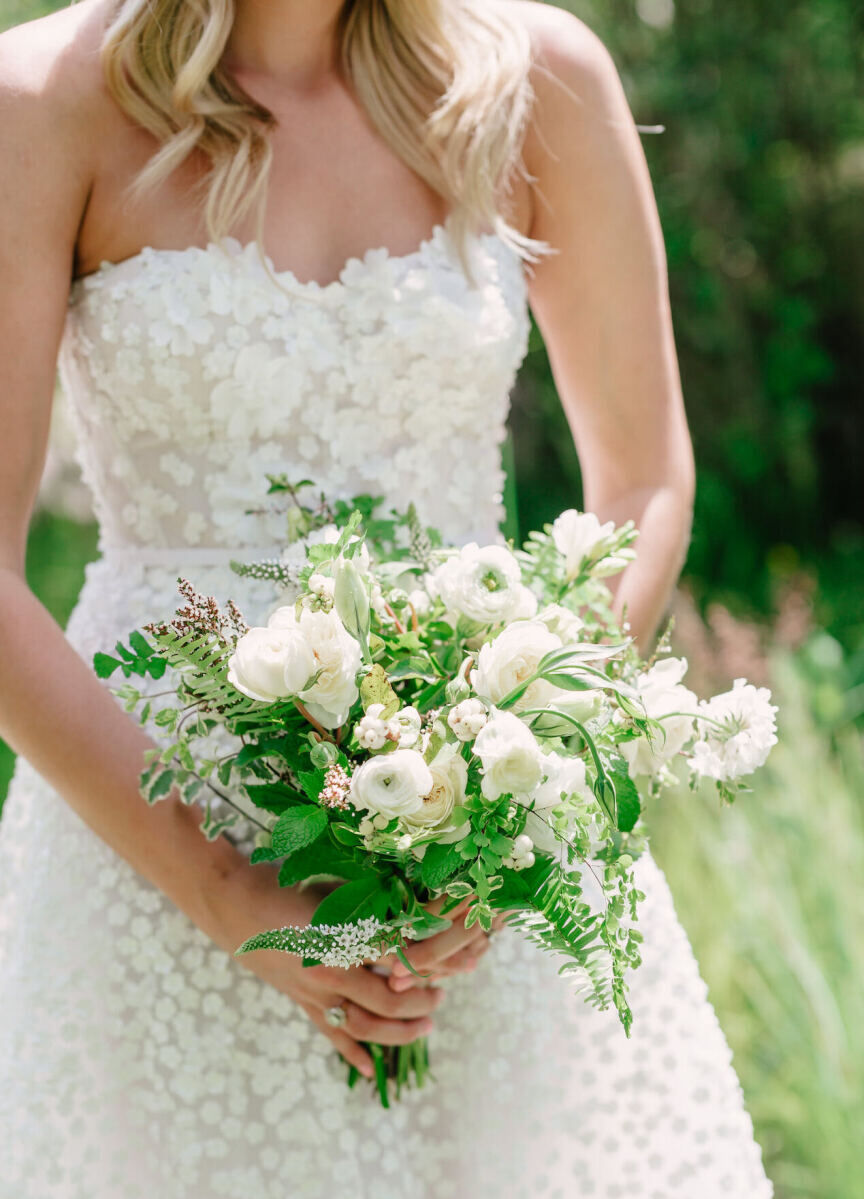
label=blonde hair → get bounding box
[98,0,543,285]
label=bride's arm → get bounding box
[0,23,442,1074]
[521,7,696,651]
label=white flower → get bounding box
[356,703,393,750]
[621,657,698,779]
[473,710,544,801]
[504,832,535,871]
[266,605,361,729]
[537,602,585,644]
[472,619,562,712]
[551,510,616,580]
[392,706,422,748]
[431,542,533,625]
[403,743,467,833]
[531,751,590,810]
[227,625,315,703]
[447,697,488,741]
[349,749,433,820]
[308,572,335,600]
[407,588,432,616]
[690,679,778,782]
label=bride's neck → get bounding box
[223,0,345,86]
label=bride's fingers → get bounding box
[340,999,436,1047]
[299,1002,374,1078]
[389,922,487,989]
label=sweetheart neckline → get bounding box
[69,219,512,297]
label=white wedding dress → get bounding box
[0,224,773,1198]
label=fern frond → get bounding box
[148,626,261,719]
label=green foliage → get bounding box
[270,806,328,857]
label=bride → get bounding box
[0,0,773,1195]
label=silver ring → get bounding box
[324,1002,348,1029]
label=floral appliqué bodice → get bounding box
[59,225,530,555]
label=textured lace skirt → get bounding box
[0,559,773,1198]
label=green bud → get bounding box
[334,558,370,653]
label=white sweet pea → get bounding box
[531,751,591,810]
[349,749,433,820]
[227,625,314,703]
[403,743,467,834]
[621,657,698,779]
[407,588,432,617]
[266,606,361,729]
[431,543,533,626]
[447,697,489,741]
[473,710,544,801]
[356,703,393,750]
[551,510,616,580]
[472,619,562,712]
[690,679,778,782]
[392,706,422,748]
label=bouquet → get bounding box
[95,480,778,1105]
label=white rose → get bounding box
[537,602,585,644]
[403,744,467,833]
[266,606,362,729]
[621,657,698,778]
[227,624,315,703]
[431,543,530,625]
[350,749,433,819]
[472,619,562,712]
[473,710,544,801]
[551,510,616,580]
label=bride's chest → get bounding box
[62,232,529,449]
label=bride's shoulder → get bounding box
[0,0,115,138]
[502,1,622,95]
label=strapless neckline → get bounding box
[69,219,507,300]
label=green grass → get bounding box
[648,653,864,1198]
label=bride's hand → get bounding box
[386,898,505,993]
[210,863,443,1079]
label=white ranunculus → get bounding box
[349,749,433,820]
[537,602,585,644]
[472,619,562,711]
[551,510,616,580]
[403,744,467,832]
[690,679,778,782]
[431,543,530,626]
[227,625,315,703]
[473,710,544,801]
[265,605,361,729]
[621,657,698,779]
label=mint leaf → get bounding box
[271,806,328,857]
[419,842,463,891]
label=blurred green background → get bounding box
[2,1,862,1195]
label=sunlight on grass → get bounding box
[649,652,864,1198]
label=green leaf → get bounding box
[609,758,641,833]
[129,630,155,658]
[359,664,400,720]
[271,806,328,857]
[277,835,367,887]
[419,842,464,891]
[310,874,383,926]
[93,652,122,679]
[593,776,617,825]
[250,846,281,865]
[243,782,306,815]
